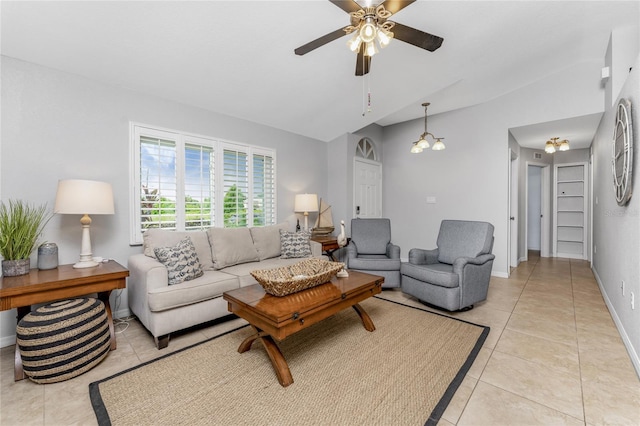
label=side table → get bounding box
[310,235,349,260]
[0,260,129,381]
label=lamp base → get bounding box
[73,260,99,269]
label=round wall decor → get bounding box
[612,98,633,206]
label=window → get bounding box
[130,124,276,244]
[356,138,377,161]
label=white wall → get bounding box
[591,54,640,374]
[0,56,327,346]
[381,60,605,277]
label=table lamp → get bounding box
[54,179,114,268]
[294,194,318,232]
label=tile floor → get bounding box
[1,252,639,425]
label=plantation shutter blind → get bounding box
[139,136,177,230]
[252,153,276,226]
[184,143,215,230]
[223,148,249,228]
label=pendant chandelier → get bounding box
[410,102,445,153]
[544,137,570,153]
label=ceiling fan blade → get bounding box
[380,0,416,15]
[391,22,444,52]
[294,28,347,55]
[355,49,371,76]
[329,0,363,14]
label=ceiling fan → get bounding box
[294,0,444,76]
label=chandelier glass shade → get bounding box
[345,6,395,57]
[411,102,445,153]
[544,137,570,153]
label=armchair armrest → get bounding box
[451,254,495,306]
[345,241,359,259]
[386,243,401,259]
[408,248,439,265]
[452,253,496,272]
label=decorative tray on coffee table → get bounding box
[251,258,345,297]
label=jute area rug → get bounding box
[90,297,488,426]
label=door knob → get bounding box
[510,216,515,220]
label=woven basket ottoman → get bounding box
[16,298,111,384]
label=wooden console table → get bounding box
[0,260,128,381]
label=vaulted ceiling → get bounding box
[2,1,638,146]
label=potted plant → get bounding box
[0,200,53,276]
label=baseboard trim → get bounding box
[592,266,640,379]
[492,271,509,278]
[0,335,16,348]
[114,308,131,319]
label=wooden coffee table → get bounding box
[223,270,383,387]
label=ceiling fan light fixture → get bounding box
[347,32,362,52]
[365,40,378,57]
[359,17,377,43]
[377,28,393,48]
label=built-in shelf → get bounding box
[553,163,588,260]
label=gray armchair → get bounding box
[401,220,495,311]
[346,218,401,288]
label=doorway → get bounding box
[353,158,382,218]
[525,163,550,258]
[508,149,519,272]
[527,166,542,251]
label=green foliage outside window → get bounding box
[224,184,247,227]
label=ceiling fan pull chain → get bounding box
[362,64,372,117]
[362,68,366,116]
[367,74,372,113]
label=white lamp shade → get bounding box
[54,179,115,215]
[294,194,318,213]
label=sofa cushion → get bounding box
[147,270,239,312]
[250,222,289,260]
[348,256,401,271]
[280,230,312,258]
[153,237,204,285]
[437,220,494,265]
[401,262,459,288]
[143,229,214,270]
[207,227,260,269]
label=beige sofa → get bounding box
[128,223,323,349]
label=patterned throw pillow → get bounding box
[154,237,204,285]
[280,230,312,259]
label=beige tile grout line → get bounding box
[569,259,588,425]
[455,254,537,425]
